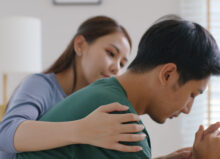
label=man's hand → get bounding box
[155,122,220,159]
[154,147,192,159]
[192,122,220,159]
[203,122,220,138]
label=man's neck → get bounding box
[116,70,154,115]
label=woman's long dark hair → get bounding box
[2,16,132,117]
[44,15,132,91]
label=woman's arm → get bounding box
[0,74,145,153]
[14,103,145,152]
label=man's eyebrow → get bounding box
[110,44,128,62]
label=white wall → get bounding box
[0,0,180,69]
[0,0,182,157]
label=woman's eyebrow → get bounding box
[110,44,120,53]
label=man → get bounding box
[16,15,220,159]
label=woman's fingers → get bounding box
[97,103,141,123]
[112,143,143,152]
[120,124,144,133]
[99,103,129,113]
[81,103,146,152]
[114,113,140,123]
[117,133,146,142]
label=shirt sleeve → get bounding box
[0,74,54,153]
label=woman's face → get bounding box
[78,32,131,84]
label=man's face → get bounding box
[149,75,209,124]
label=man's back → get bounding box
[15,77,151,159]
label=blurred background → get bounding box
[0,0,219,157]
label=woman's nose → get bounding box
[110,61,120,75]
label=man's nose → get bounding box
[182,101,193,114]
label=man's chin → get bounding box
[153,115,179,124]
[151,116,166,124]
[157,119,166,124]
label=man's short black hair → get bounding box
[128,15,220,84]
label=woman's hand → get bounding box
[76,102,146,152]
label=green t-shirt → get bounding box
[15,77,151,159]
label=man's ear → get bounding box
[158,63,177,86]
[74,35,88,57]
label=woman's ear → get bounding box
[158,63,178,86]
[74,35,87,57]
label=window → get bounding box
[180,0,220,147]
[207,0,220,125]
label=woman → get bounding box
[0,16,145,159]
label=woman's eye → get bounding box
[120,63,124,68]
[106,50,114,57]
